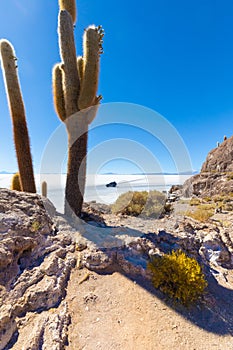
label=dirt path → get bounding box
[65,264,233,350]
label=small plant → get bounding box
[11,172,21,191]
[111,190,166,218]
[223,203,233,211]
[203,197,212,203]
[31,221,40,232]
[227,172,233,181]
[197,203,216,211]
[185,208,214,222]
[189,198,201,206]
[148,250,207,306]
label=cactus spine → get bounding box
[53,1,104,217]
[0,40,36,193]
[11,172,22,191]
[41,181,47,197]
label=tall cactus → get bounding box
[41,181,47,197]
[0,40,36,193]
[53,0,104,217]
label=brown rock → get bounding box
[201,135,233,172]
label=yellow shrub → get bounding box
[197,203,215,210]
[189,198,201,206]
[148,250,207,306]
[185,208,214,222]
[111,190,166,218]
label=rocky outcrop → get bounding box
[201,135,233,173]
[183,135,233,197]
[0,189,76,350]
[77,210,233,283]
[182,172,233,197]
[1,188,233,348]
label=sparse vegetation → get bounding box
[189,198,201,206]
[31,221,40,232]
[197,203,216,211]
[185,208,214,222]
[148,250,207,306]
[203,197,212,202]
[227,172,233,180]
[111,190,166,218]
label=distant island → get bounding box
[101,171,198,176]
[0,171,13,174]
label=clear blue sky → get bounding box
[0,0,233,174]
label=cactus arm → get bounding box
[0,39,36,193]
[78,26,101,110]
[52,63,66,122]
[59,0,76,25]
[58,10,80,116]
[77,56,84,86]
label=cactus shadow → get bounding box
[72,216,233,337]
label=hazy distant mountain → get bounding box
[0,171,12,174]
[102,172,118,175]
[131,171,198,176]
[100,171,198,176]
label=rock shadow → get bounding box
[66,214,233,337]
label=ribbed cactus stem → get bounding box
[41,181,47,197]
[78,26,100,110]
[11,172,22,191]
[52,63,66,122]
[59,0,76,24]
[58,10,80,116]
[0,40,36,193]
[77,56,84,85]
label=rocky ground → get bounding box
[0,188,233,349]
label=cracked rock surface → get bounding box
[1,188,233,349]
[0,189,75,350]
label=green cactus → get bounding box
[0,40,36,193]
[53,1,104,217]
[41,181,47,197]
[11,172,22,191]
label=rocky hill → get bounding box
[183,135,233,197]
[201,135,233,173]
[0,188,233,349]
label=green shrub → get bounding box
[148,250,207,306]
[111,190,166,218]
